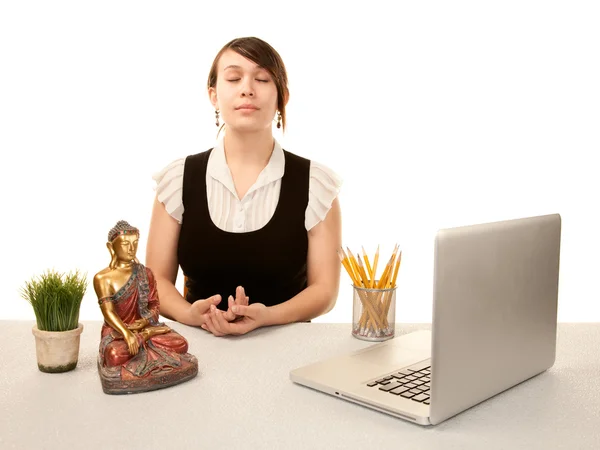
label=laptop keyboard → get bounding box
[366,360,431,405]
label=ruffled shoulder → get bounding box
[152,158,185,224]
[306,161,343,231]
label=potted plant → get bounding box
[21,269,87,373]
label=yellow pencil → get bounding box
[347,248,367,287]
[339,247,359,286]
[376,253,394,289]
[356,255,370,287]
[337,249,359,286]
[362,246,374,282]
[391,250,402,287]
[370,245,380,288]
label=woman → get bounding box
[146,37,342,336]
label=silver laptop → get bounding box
[290,213,561,425]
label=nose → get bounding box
[240,77,255,97]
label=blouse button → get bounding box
[235,214,244,229]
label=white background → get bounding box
[1,1,598,323]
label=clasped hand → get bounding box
[194,286,268,336]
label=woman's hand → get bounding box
[198,286,248,325]
[222,286,249,322]
[201,303,269,336]
[186,295,223,326]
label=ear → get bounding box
[283,90,290,107]
[208,86,219,110]
[106,242,117,269]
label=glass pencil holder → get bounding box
[352,284,396,342]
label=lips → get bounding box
[235,104,259,110]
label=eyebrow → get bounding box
[223,64,267,72]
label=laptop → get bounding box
[290,213,561,425]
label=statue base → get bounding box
[97,353,199,395]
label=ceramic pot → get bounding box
[32,323,84,373]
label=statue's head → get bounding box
[107,220,140,269]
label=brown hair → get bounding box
[207,37,289,131]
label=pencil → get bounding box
[362,246,374,282]
[391,251,402,288]
[339,248,359,286]
[370,245,380,288]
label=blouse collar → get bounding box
[206,137,285,199]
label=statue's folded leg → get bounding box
[104,339,132,367]
[150,331,189,354]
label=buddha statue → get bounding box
[93,220,198,394]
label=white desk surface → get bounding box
[1,321,598,449]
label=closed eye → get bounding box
[226,78,269,83]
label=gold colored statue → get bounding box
[93,220,198,394]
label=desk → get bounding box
[1,321,598,449]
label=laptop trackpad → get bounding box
[350,331,431,369]
[350,346,425,368]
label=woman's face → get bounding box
[209,49,278,133]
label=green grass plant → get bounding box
[21,269,87,332]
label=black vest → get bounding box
[178,148,310,311]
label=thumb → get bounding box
[195,295,221,313]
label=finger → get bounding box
[235,286,244,303]
[202,313,217,335]
[231,304,249,316]
[200,313,211,332]
[209,305,228,335]
[193,295,222,315]
[223,296,236,322]
[234,287,248,314]
[204,310,223,336]
[212,305,234,334]
[127,337,134,354]
[200,312,208,328]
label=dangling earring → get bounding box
[215,109,220,127]
[276,111,282,129]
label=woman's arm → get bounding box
[146,195,220,326]
[264,197,343,325]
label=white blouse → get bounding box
[153,138,342,232]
